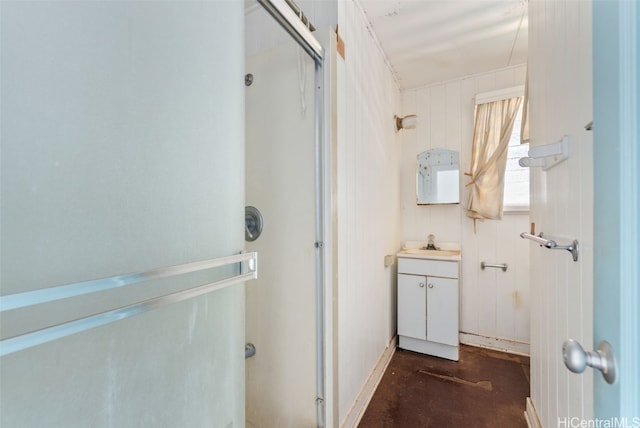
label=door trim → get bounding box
[593,0,639,418]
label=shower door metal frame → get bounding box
[254,1,328,427]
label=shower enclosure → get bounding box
[244,1,326,426]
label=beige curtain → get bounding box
[466,96,522,227]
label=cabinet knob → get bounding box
[419,283,425,288]
[428,283,434,288]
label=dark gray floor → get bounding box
[358,344,530,428]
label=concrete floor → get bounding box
[358,344,530,427]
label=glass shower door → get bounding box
[244,1,326,426]
[1,2,247,426]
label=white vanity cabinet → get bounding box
[397,256,459,361]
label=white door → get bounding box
[1,2,246,426]
[591,0,640,419]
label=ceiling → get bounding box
[357,0,528,89]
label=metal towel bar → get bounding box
[481,262,508,272]
[1,253,257,312]
[0,252,258,357]
[520,232,579,262]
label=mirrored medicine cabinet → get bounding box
[416,148,460,205]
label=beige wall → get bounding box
[336,0,402,424]
[401,65,531,353]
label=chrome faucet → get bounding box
[425,234,438,250]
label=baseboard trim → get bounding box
[460,332,530,356]
[525,397,542,428]
[399,335,458,361]
[341,336,396,428]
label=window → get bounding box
[503,105,530,212]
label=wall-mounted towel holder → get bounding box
[519,135,569,170]
[481,262,508,272]
[520,232,579,262]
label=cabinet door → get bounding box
[398,274,427,340]
[426,277,459,346]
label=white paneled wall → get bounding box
[336,0,402,424]
[401,65,531,353]
[460,213,531,349]
[528,0,594,425]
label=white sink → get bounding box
[398,248,461,260]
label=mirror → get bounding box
[417,148,460,205]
